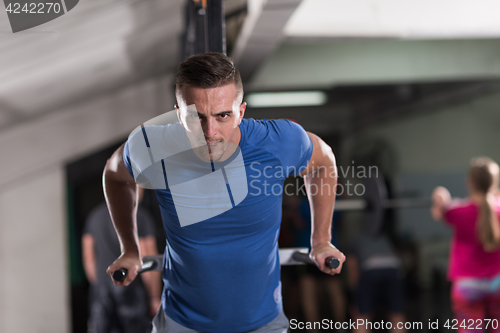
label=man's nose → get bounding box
[202,118,217,139]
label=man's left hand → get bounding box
[310,242,345,275]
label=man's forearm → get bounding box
[300,134,344,274]
[304,159,337,247]
[103,168,140,256]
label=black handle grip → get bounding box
[112,269,127,282]
[111,259,158,282]
[325,256,340,269]
[291,252,340,269]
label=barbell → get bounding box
[333,176,432,232]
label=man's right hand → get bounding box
[106,252,142,286]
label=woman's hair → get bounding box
[469,157,500,252]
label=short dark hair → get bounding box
[175,52,243,104]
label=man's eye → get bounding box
[220,113,230,119]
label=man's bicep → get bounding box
[299,132,335,177]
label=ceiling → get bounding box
[285,0,500,39]
[0,0,184,130]
[2,0,500,134]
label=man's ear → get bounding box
[237,102,246,125]
[175,104,186,129]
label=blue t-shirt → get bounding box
[123,118,313,332]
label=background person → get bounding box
[431,157,500,332]
[346,229,406,333]
[82,187,161,333]
[294,194,347,332]
[345,175,406,333]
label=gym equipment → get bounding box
[181,0,225,60]
[112,255,163,282]
[112,248,340,282]
[334,176,432,233]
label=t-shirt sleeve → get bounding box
[444,208,460,227]
[123,141,135,179]
[83,215,94,236]
[122,124,185,188]
[267,119,313,177]
[443,199,463,226]
[443,207,453,225]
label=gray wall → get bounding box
[0,75,174,333]
[251,39,500,88]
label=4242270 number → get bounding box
[5,2,62,14]
[445,319,499,330]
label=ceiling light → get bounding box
[246,91,327,108]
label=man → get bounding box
[82,187,162,333]
[103,52,345,332]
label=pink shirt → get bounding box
[444,198,500,280]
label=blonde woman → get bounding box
[432,157,500,332]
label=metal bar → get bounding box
[113,248,327,281]
[383,198,433,209]
[335,200,366,211]
[333,198,432,212]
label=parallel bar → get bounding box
[112,248,330,281]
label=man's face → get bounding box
[176,84,246,162]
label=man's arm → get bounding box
[299,132,345,275]
[138,236,162,317]
[103,143,142,286]
[82,234,97,284]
